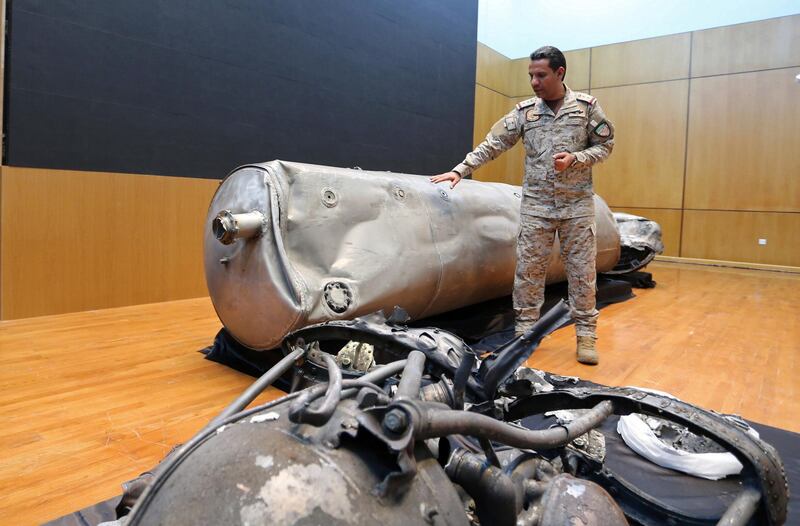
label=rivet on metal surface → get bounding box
[219,257,230,265]
[439,189,450,201]
[392,186,407,201]
[323,281,353,314]
[321,188,339,208]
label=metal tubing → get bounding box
[290,379,390,426]
[205,346,304,430]
[417,400,614,450]
[396,351,426,399]
[361,360,407,384]
[445,449,521,526]
[453,353,475,410]
[340,359,407,399]
[716,488,761,526]
[212,210,265,245]
[288,353,342,426]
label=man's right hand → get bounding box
[429,171,462,189]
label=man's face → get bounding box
[528,59,564,100]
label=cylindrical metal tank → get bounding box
[204,161,620,350]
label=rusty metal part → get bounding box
[127,399,470,525]
[506,386,788,525]
[121,314,787,526]
[538,474,629,526]
[410,400,615,450]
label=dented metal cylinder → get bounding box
[204,161,620,350]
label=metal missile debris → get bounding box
[204,161,624,350]
[607,212,664,274]
[123,312,788,525]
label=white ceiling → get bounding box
[478,0,800,58]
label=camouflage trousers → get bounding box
[513,214,598,337]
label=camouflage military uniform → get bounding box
[451,86,614,337]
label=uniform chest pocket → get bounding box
[557,116,589,148]
[562,115,586,127]
[523,121,550,155]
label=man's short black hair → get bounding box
[530,46,567,80]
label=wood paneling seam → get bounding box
[690,64,800,80]
[678,31,693,257]
[476,82,512,98]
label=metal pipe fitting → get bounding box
[396,350,426,400]
[417,400,614,450]
[212,209,265,245]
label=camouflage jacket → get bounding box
[453,86,614,219]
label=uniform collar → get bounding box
[558,85,580,116]
[534,84,578,117]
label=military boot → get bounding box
[576,335,598,365]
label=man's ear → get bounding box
[556,66,565,81]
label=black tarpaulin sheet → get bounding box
[202,275,636,375]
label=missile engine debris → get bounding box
[124,310,788,525]
[204,161,622,350]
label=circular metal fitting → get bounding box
[323,281,353,313]
[392,186,407,201]
[212,210,237,245]
[212,209,266,245]
[438,189,450,201]
[321,188,339,208]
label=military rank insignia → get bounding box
[525,109,539,122]
[594,121,611,137]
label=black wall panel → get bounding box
[5,1,477,179]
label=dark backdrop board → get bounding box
[4,0,477,179]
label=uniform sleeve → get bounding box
[452,110,522,178]
[573,101,614,168]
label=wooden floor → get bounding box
[0,261,798,525]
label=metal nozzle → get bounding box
[212,210,266,245]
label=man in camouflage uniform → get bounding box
[431,46,614,365]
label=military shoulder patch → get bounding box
[575,92,596,106]
[524,108,540,122]
[593,121,611,138]
[515,97,538,110]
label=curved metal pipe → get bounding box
[717,488,761,526]
[289,353,342,426]
[340,359,407,398]
[206,346,304,430]
[416,400,614,450]
[445,449,521,526]
[361,359,407,384]
[396,351,426,399]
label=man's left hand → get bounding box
[553,152,576,172]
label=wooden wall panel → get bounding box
[0,167,219,319]
[591,34,690,88]
[685,68,800,212]
[507,48,590,97]
[472,84,508,183]
[470,85,524,185]
[476,42,512,94]
[692,15,800,77]
[592,80,688,209]
[681,210,800,266]
[611,207,682,257]
[563,48,591,93]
